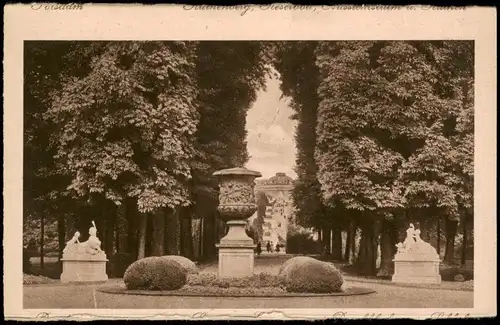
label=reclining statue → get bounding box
[63,221,104,257]
[394,223,439,259]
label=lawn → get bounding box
[24,254,473,309]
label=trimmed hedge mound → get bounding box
[124,257,187,291]
[279,256,344,293]
[278,256,318,280]
[162,255,198,274]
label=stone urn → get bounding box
[213,167,261,278]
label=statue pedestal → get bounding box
[216,220,256,278]
[60,253,108,283]
[392,226,442,285]
[392,255,441,284]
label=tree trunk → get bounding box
[180,208,194,259]
[344,220,355,263]
[40,214,45,269]
[461,218,467,266]
[150,209,165,256]
[57,214,66,260]
[356,227,366,265]
[125,198,138,258]
[355,217,377,276]
[419,218,431,242]
[350,226,357,264]
[436,218,441,256]
[190,218,201,260]
[444,218,458,264]
[115,226,119,253]
[137,213,147,260]
[373,217,382,270]
[322,226,331,256]
[318,228,322,244]
[377,219,397,277]
[104,212,115,256]
[332,226,343,260]
[199,218,204,258]
[116,203,127,254]
[146,214,153,257]
[202,212,216,259]
[165,209,181,255]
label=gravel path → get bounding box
[24,279,473,309]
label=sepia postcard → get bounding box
[3,3,497,321]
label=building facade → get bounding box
[249,172,295,251]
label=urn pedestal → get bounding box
[213,167,261,278]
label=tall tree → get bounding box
[254,191,269,242]
[190,41,269,258]
[272,42,328,235]
[45,41,200,259]
[314,40,473,274]
[399,41,474,264]
[24,41,82,260]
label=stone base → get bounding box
[60,259,108,283]
[216,243,256,278]
[392,274,442,284]
[392,260,441,284]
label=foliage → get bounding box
[440,265,474,281]
[280,257,344,293]
[177,286,288,296]
[314,40,473,226]
[245,224,258,244]
[124,257,187,290]
[24,42,78,230]
[23,41,474,271]
[399,41,474,220]
[272,41,325,228]
[190,42,270,217]
[23,219,60,255]
[23,248,33,274]
[46,41,200,213]
[278,256,318,278]
[161,255,199,274]
[186,272,284,288]
[253,191,268,242]
[23,274,57,285]
[286,232,321,255]
[29,260,63,279]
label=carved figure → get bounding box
[394,224,439,259]
[395,242,405,254]
[62,221,104,257]
[403,223,416,248]
[80,221,103,255]
[63,231,81,253]
[414,228,422,243]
